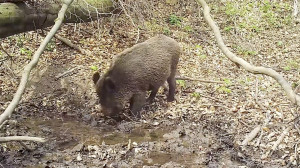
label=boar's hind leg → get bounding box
[147,86,159,103]
[130,92,146,117]
[167,75,176,102]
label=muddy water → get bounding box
[22,118,165,148]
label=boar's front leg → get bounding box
[130,92,146,117]
[147,86,159,103]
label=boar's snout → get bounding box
[101,104,123,117]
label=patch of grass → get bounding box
[283,66,291,71]
[225,3,239,16]
[194,44,206,59]
[45,39,56,52]
[276,41,283,47]
[217,86,232,94]
[195,44,202,50]
[236,46,257,57]
[17,37,25,47]
[176,80,186,88]
[19,48,32,58]
[145,20,162,32]
[224,26,233,32]
[168,14,182,26]
[191,92,201,99]
[183,25,193,32]
[284,60,300,71]
[217,78,233,94]
[163,27,171,35]
[90,65,98,71]
[198,54,207,59]
[224,78,232,85]
[292,83,299,89]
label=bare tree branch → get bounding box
[294,0,299,17]
[175,76,224,84]
[0,0,75,125]
[261,125,293,159]
[242,126,261,146]
[54,34,88,54]
[0,136,46,142]
[196,0,300,106]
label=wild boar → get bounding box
[93,34,180,118]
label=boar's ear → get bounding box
[92,72,100,84]
[104,77,116,91]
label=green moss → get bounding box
[0,3,24,25]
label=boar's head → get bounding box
[93,72,123,117]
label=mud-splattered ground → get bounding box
[0,0,299,167]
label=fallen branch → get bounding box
[0,44,12,58]
[196,0,300,106]
[255,113,273,146]
[0,120,17,130]
[54,34,88,54]
[175,76,224,84]
[294,0,299,18]
[18,141,32,151]
[0,136,46,143]
[286,143,298,167]
[55,67,78,80]
[0,0,74,125]
[261,125,293,159]
[242,126,261,146]
[0,120,8,130]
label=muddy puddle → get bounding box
[22,117,166,147]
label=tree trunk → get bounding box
[0,0,117,38]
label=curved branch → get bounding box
[0,0,74,125]
[196,0,300,106]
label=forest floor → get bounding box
[0,0,299,167]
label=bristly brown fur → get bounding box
[93,35,181,118]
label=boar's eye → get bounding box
[104,77,116,91]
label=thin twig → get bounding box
[0,44,13,64]
[54,34,88,54]
[199,94,223,103]
[255,113,273,147]
[254,77,266,110]
[176,76,224,84]
[55,67,78,80]
[261,125,293,159]
[18,141,32,151]
[0,44,12,58]
[0,120,8,130]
